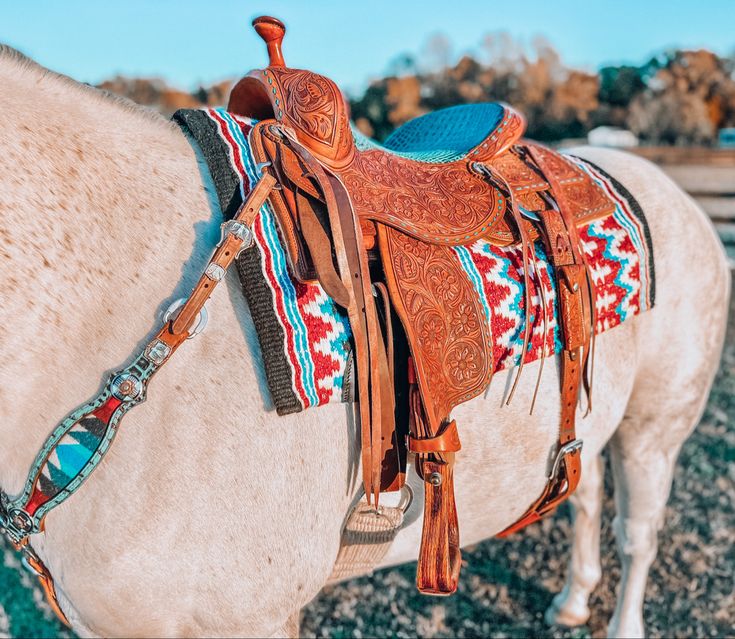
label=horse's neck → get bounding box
[0,62,213,492]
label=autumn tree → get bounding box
[627,50,735,144]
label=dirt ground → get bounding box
[1,295,733,638]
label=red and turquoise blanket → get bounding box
[175,108,654,415]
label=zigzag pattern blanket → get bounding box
[175,108,654,415]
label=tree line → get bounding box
[351,37,735,145]
[98,36,735,146]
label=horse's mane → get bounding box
[0,44,175,129]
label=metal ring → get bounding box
[20,555,39,576]
[162,298,209,339]
[397,483,414,515]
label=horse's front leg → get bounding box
[546,452,605,628]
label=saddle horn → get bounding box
[252,16,286,67]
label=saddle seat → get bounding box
[355,102,519,163]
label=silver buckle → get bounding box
[0,504,34,546]
[548,439,583,480]
[220,220,254,251]
[162,298,209,339]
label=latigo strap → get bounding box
[250,121,403,504]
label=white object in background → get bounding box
[588,126,639,148]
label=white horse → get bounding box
[0,47,728,638]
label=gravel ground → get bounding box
[2,296,733,638]
[301,292,735,638]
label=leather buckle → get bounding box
[0,501,34,548]
[408,420,461,455]
[549,439,583,481]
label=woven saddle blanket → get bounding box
[175,107,655,415]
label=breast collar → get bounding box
[1,161,281,626]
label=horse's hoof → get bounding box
[545,591,591,628]
[607,616,645,639]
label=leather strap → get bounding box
[295,190,351,307]
[406,360,462,595]
[409,420,461,454]
[372,282,405,492]
[496,349,583,536]
[472,162,534,401]
[255,127,351,307]
[171,172,277,336]
[416,456,461,595]
[329,173,395,505]
[255,123,401,504]
[497,146,592,537]
[9,538,71,628]
[24,551,70,627]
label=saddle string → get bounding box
[511,150,550,412]
[582,261,598,414]
[488,169,533,406]
[528,240,549,415]
[471,161,535,406]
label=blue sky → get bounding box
[2,0,733,95]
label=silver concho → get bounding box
[9,509,33,534]
[110,373,143,401]
[205,263,226,282]
[144,339,171,366]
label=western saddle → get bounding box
[228,17,612,595]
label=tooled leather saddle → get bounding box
[232,17,611,595]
